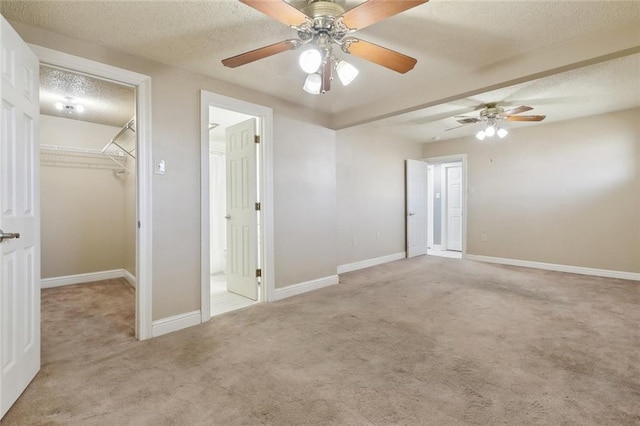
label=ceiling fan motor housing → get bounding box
[480,105,504,120]
[302,0,345,32]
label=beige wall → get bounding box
[423,107,640,273]
[336,126,423,266]
[124,158,136,276]
[40,115,128,278]
[274,115,336,287]
[13,21,336,319]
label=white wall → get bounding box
[336,125,423,266]
[422,107,640,273]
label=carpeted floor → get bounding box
[2,256,639,425]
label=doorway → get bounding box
[200,91,275,322]
[38,65,137,329]
[208,108,260,316]
[425,155,467,259]
[32,45,153,339]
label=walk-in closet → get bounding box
[39,65,137,329]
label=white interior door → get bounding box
[225,118,257,300]
[405,159,428,258]
[0,17,41,419]
[445,164,462,251]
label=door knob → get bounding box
[0,229,20,243]
[224,215,231,220]
[408,212,416,216]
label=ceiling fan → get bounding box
[447,103,546,140]
[222,0,428,94]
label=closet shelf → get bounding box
[40,144,128,171]
[102,119,136,160]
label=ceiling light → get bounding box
[303,73,322,95]
[335,60,358,86]
[485,125,495,137]
[299,49,322,74]
[55,97,85,114]
[497,127,509,138]
[475,130,486,141]
[298,40,358,94]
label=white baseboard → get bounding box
[273,275,339,301]
[122,269,136,289]
[337,252,406,274]
[466,254,640,281]
[41,269,130,289]
[151,310,202,338]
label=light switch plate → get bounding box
[155,159,165,175]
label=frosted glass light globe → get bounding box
[299,49,322,74]
[303,73,322,95]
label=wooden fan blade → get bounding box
[342,0,429,31]
[222,40,298,68]
[344,39,417,73]
[506,115,546,122]
[456,117,481,125]
[446,123,473,131]
[500,105,533,116]
[239,0,308,26]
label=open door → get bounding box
[405,159,428,258]
[225,118,258,300]
[445,164,462,251]
[1,17,41,419]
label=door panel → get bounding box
[445,165,462,251]
[1,16,40,419]
[225,118,257,300]
[405,159,428,258]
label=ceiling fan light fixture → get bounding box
[335,60,358,86]
[485,125,496,137]
[476,130,486,141]
[303,72,322,95]
[299,48,323,74]
[497,127,508,139]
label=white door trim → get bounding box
[30,44,153,340]
[200,91,274,322]
[423,154,468,258]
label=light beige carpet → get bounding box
[2,256,639,425]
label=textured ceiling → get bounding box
[40,65,135,127]
[368,53,640,142]
[4,0,639,134]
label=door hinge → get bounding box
[256,268,262,278]
[254,135,260,144]
[255,202,261,211]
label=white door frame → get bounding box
[30,45,153,340]
[200,91,274,322]
[423,154,468,257]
